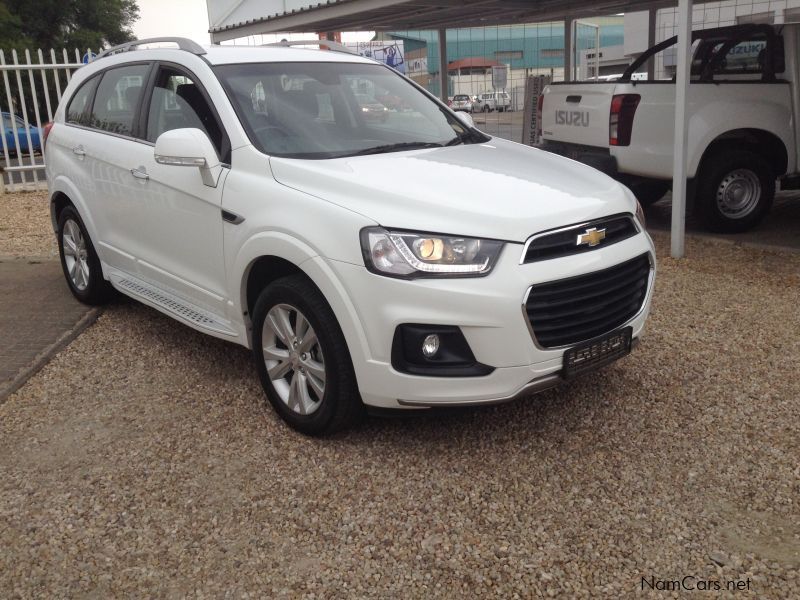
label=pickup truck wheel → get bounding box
[57,206,115,305]
[251,275,363,435]
[697,150,774,233]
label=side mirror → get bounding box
[154,128,221,187]
[454,111,475,130]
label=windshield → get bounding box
[215,62,485,159]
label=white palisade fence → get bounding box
[0,48,99,192]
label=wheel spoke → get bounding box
[287,372,302,412]
[263,345,289,362]
[79,260,90,283]
[296,372,315,414]
[303,357,325,383]
[267,357,292,381]
[68,258,78,279]
[267,307,292,348]
[297,329,318,353]
[63,234,77,256]
[295,312,309,342]
[306,370,325,400]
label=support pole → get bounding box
[647,9,657,80]
[438,27,448,102]
[564,17,573,82]
[595,26,601,80]
[671,0,693,258]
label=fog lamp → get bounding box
[422,334,440,358]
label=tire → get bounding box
[57,205,115,305]
[251,275,363,435]
[482,105,489,113]
[696,149,775,233]
[628,180,670,207]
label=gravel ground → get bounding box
[1,200,799,597]
[0,192,56,258]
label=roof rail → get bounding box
[97,37,206,59]
[262,39,357,55]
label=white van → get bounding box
[476,91,511,112]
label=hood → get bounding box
[269,137,635,243]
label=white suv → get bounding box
[45,38,656,434]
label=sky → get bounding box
[133,0,372,45]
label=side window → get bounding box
[89,64,149,136]
[146,67,224,156]
[66,75,99,126]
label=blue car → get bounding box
[3,111,41,155]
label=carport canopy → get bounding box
[207,0,718,258]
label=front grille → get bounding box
[525,253,651,348]
[522,214,638,263]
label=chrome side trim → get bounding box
[397,373,563,408]
[519,213,640,264]
[521,252,655,351]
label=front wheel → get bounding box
[251,275,363,435]
[697,150,775,233]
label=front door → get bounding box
[124,64,231,316]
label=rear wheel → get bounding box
[251,275,363,435]
[57,205,115,305]
[697,149,774,233]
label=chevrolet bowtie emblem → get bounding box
[577,227,606,247]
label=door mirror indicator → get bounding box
[154,128,221,187]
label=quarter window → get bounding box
[66,75,99,126]
[90,64,149,136]
[145,67,224,155]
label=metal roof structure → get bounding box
[206,0,703,42]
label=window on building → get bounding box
[541,48,564,58]
[495,50,522,61]
[736,11,774,25]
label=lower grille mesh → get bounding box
[526,253,651,348]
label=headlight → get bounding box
[635,199,646,229]
[360,227,504,278]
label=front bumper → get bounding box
[327,231,656,409]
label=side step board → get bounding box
[110,273,237,337]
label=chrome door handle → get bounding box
[130,166,149,181]
[72,145,85,158]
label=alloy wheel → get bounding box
[62,219,90,291]
[261,303,326,415]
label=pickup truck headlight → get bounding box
[360,227,504,278]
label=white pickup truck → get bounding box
[539,23,798,232]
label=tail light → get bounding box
[609,94,640,147]
[42,122,54,153]
[536,94,544,140]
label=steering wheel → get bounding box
[253,124,291,141]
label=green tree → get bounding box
[0,0,139,51]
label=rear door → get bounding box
[80,62,152,274]
[541,83,616,147]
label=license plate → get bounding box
[563,327,632,378]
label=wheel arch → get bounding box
[48,176,99,242]
[697,129,788,179]
[234,234,371,370]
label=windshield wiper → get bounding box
[445,135,466,146]
[344,141,444,157]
